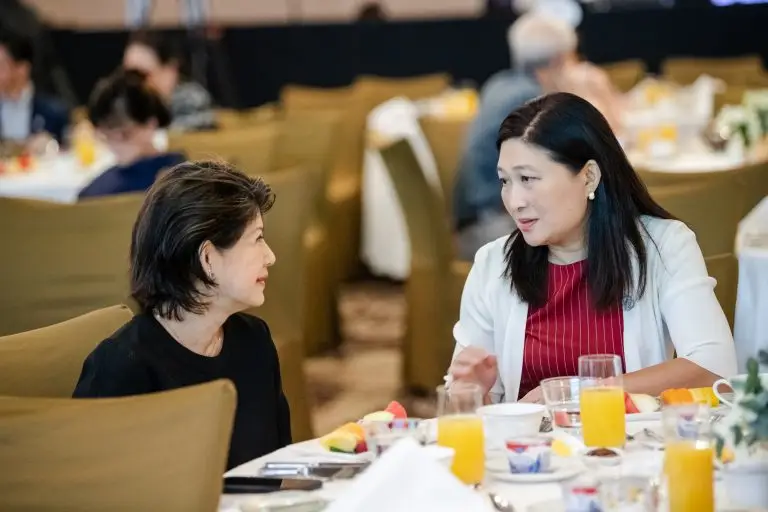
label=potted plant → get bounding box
[715,349,768,509]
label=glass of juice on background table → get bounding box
[436,382,485,485]
[578,354,626,448]
[662,403,714,512]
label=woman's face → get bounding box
[123,43,177,98]
[205,215,276,310]
[498,138,595,249]
[98,119,157,165]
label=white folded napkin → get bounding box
[324,437,493,512]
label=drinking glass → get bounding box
[436,382,484,485]
[578,354,625,448]
[362,418,426,456]
[541,376,582,435]
[662,403,714,512]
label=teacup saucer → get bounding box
[485,458,584,483]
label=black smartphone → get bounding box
[222,476,323,494]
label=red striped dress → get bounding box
[517,260,626,400]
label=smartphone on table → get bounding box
[222,476,323,494]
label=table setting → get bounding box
[222,352,768,512]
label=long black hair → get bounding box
[497,92,674,310]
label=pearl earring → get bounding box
[588,191,595,200]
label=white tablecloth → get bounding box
[360,97,443,280]
[0,152,114,203]
[734,197,768,372]
[221,420,744,512]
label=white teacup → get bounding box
[712,373,768,406]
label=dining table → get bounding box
[0,151,114,203]
[220,419,747,512]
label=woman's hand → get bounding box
[519,386,544,404]
[448,346,498,396]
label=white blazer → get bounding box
[451,216,738,403]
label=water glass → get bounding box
[541,376,582,435]
[579,354,626,448]
[362,418,426,456]
[662,403,714,512]
[436,382,485,485]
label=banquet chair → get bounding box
[274,112,343,355]
[599,59,646,92]
[247,166,314,440]
[650,178,743,326]
[0,305,132,398]
[714,85,747,113]
[661,55,766,86]
[418,115,471,214]
[354,73,452,106]
[281,84,366,283]
[245,102,280,124]
[379,138,470,393]
[0,194,144,336]
[0,380,235,512]
[273,334,313,442]
[733,160,768,219]
[167,124,278,176]
[638,168,723,188]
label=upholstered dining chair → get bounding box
[0,305,132,398]
[599,59,646,92]
[0,194,144,336]
[379,138,470,393]
[418,115,471,215]
[661,55,766,86]
[167,124,278,176]
[273,111,343,355]
[0,380,236,512]
[650,177,744,327]
[247,166,314,441]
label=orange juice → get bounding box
[580,386,626,447]
[437,414,484,484]
[665,440,714,512]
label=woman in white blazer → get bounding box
[448,92,737,404]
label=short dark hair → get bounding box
[130,160,276,320]
[496,92,674,310]
[0,30,33,65]
[127,31,181,66]
[88,68,171,129]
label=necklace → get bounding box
[155,314,224,357]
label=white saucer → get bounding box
[485,458,583,483]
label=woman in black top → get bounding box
[73,160,290,470]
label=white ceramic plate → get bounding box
[626,403,730,422]
[485,458,584,483]
[289,439,374,462]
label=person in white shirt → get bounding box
[448,92,737,404]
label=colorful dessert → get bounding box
[319,401,408,454]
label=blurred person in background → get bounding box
[0,30,69,145]
[453,13,623,260]
[123,31,215,132]
[74,161,290,470]
[78,69,185,199]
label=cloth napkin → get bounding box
[324,437,493,512]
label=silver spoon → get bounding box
[487,491,515,512]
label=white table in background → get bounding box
[734,197,768,371]
[0,152,114,203]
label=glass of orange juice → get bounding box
[662,403,714,512]
[436,382,484,485]
[578,354,625,448]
